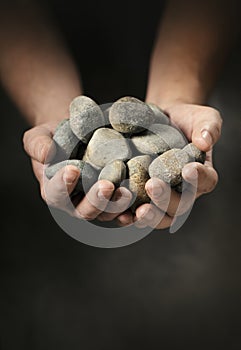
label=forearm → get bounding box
[146,0,240,109]
[0,1,82,126]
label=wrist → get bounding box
[145,75,207,111]
[34,109,69,127]
[33,92,82,127]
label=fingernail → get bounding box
[201,130,212,146]
[151,185,163,200]
[63,168,79,185]
[145,210,154,221]
[182,164,196,178]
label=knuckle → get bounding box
[22,129,32,152]
[203,174,218,194]
[201,168,219,194]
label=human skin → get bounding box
[0,0,240,229]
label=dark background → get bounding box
[0,1,241,349]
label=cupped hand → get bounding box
[23,122,133,221]
[116,103,222,229]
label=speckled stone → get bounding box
[109,96,155,134]
[53,119,79,160]
[127,155,152,212]
[85,128,132,169]
[148,149,190,186]
[69,95,105,143]
[183,143,206,163]
[98,160,126,187]
[131,124,187,155]
[147,103,170,125]
[45,159,97,193]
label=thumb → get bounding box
[23,125,56,163]
[43,165,81,205]
[191,107,222,152]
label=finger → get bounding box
[146,177,197,217]
[182,162,218,197]
[97,187,132,222]
[23,125,56,163]
[116,210,134,227]
[191,107,222,151]
[74,180,115,221]
[134,203,173,229]
[43,165,80,206]
[134,203,167,229]
[145,178,182,216]
[32,159,44,185]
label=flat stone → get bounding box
[183,143,206,163]
[85,128,132,169]
[98,160,126,187]
[53,119,79,160]
[147,103,170,125]
[69,95,105,143]
[45,159,97,193]
[148,149,190,186]
[127,155,151,212]
[131,124,187,155]
[109,96,155,134]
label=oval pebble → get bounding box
[53,119,79,160]
[109,96,155,134]
[98,160,126,186]
[131,124,187,155]
[69,95,105,143]
[183,143,206,163]
[127,155,151,211]
[148,149,190,187]
[85,128,132,169]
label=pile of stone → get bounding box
[45,96,205,211]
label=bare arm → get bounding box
[0,1,131,222]
[117,0,241,229]
[0,0,82,125]
[146,0,240,109]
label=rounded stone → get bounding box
[82,151,102,171]
[131,124,187,155]
[148,149,190,187]
[147,102,170,125]
[85,128,132,169]
[127,155,152,212]
[98,160,126,187]
[109,96,155,134]
[45,159,97,193]
[69,95,105,143]
[183,143,206,163]
[53,119,79,160]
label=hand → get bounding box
[23,122,133,221]
[115,103,222,229]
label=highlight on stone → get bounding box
[45,95,206,211]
